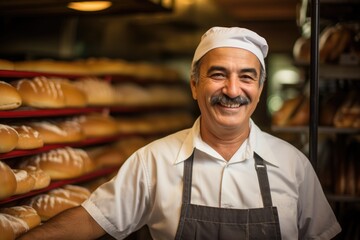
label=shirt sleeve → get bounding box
[82,151,151,239]
[297,158,342,239]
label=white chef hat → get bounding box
[191,27,268,72]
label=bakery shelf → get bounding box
[0,166,118,205]
[0,105,185,119]
[0,134,132,160]
[0,70,85,80]
[326,193,360,203]
[271,126,360,134]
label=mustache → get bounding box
[210,94,251,106]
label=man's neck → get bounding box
[200,122,250,161]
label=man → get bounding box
[18,27,341,240]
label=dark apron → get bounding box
[175,151,282,240]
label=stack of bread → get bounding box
[5,57,181,82]
[293,23,358,64]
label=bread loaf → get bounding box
[53,78,88,107]
[11,125,43,150]
[13,76,66,108]
[0,124,18,153]
[272,95,309,126]
[0,59,14,70]
[0,205,41,230]
[12,169,36,195]
[26,194,79,221]
[20,166,51,190]
[18,147,91,180]
[76,114,118,138]
[0,81,22,110]
[72,77,115,106]
[48,185,91,204]
[29,119,85,144]
[0,213,28,240]
[0,161,17,200]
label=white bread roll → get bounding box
[72,77,115,106]
[0,213,28,240]
[48,185,91,204]
[20,166,51,190]
[29,119,85,144]
[11,125,44,150]
[26,194,79,221]
[0,81,22,110]
[13,76,66,108]
[12,169,36,195]
[76,114,118,138]
[18,147,91,180]
[0,161,17,200]
[0,205,41,230]
[0,124,18,153]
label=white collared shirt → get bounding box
[82,117,341,240]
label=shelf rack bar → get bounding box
[309,0,320,169]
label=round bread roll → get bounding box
[12,169,36,195]
[26,194,79,221]
[76,114,118,138]
[13,76,66,108]
[0,205,41,230]
[18,147,90,180]
[0,124,18,153]
[72,77,115,106]
[0,213,28,240]
[0,81,22,110]
[0,161,17,200]
[48,185,91,204]
[11,125,43,150]
[29,119,85,144]
[20,166,51,190]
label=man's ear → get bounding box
[190,77,197,100]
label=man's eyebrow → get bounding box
[207,65,227,74]
[239,68,258,77]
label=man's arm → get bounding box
[17,206,106,240]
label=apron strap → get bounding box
[254,152,273,207]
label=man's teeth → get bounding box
[220,103,241,108]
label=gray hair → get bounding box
[191,59,266,87]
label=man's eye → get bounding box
[210,73,225,79]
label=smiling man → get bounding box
[18,27,341,240]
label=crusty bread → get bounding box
[12,169,36,195]
[11,125,44,150]
[76,114,118,138]
[18,147,92,180]
[0,161,17,200]
[0,205,41,230]
[29,119,85,144]
[25,194,79,221]
[0,124,18,153]
[0,213,28,240]
[0,81,22,110]
[48,185,91,205]
[20,166,51,191]
[13,76,66,108]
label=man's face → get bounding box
[191,47,263,132]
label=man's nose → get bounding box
[222,77,241,98]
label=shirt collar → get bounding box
[174,117,279,167]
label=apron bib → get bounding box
[175,151,282,240]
